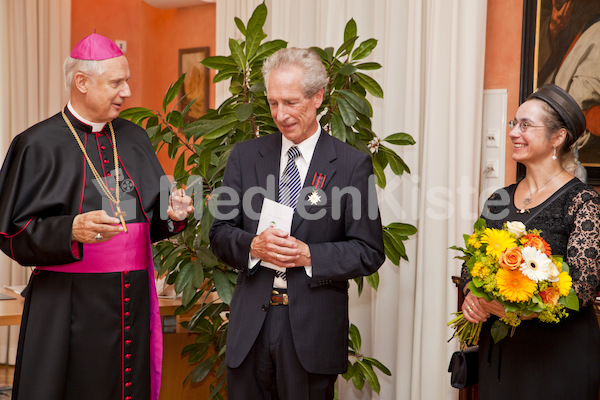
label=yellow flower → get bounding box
[481,228,517,259]
[554,271,572,297]
[471,261,492,279]
[467,234,482,249]
[496,268,536,302]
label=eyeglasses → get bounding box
[508,119,545,132]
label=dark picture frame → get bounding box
[519,0,600,185]
[178,47,210,123]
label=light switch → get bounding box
[486,129,499,148]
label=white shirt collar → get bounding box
[280,124,322,166]
[67,101,107,133]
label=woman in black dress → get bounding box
[461,84,600,399]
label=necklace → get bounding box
[518,169,563,213]
[62,111,128,232]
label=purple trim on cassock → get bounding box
[37,222,162,400]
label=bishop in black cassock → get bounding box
[0,33,193,400]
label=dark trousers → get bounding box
[227,304,337,400]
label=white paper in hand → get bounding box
[256,198,294,272]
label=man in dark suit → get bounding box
[209,47,385,400]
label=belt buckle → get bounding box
[270,290,289,306]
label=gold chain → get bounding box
[62,110,128,231]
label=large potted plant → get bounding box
[122,3,416,398]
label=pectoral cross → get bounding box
[116,204,128,233]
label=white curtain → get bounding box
[0,0,71,364]
[216,1,487,398]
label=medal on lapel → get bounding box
[308,172,326,205]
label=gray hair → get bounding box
[262,47,328,98]
[63,57,105,90]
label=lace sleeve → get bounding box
[566,192,600,307]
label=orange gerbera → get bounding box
[496,268,537,302]
[521,233,552,256]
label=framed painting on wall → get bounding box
[178,46,210,123]
[519,0,600,185]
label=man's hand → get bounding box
[72,210,123,243]
[167,188,194,221]
[250,228,301,268]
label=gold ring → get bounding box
[471,303,476,308]
[276,254,279,261]
[467,306,472,313]
[94,233,103,241]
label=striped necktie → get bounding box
[275,146,301,283]
[279,146,302,208]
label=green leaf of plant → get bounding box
[245,27,268,60]
[382,234,401,265]
[351,366,365,391]
[337,63,358,77]
[336,96,357,126]
[174,260,195,294]
[349,324,361,352]
[335,36,359,58]
[561,290,580,311]
[356,360,381,394]
[365,271,379,290]
[213,268,235,305]
[201,56,239,70]
[384,228,408,263]
[235,103,254,122]
[228,38,246,69]
[212,70,239,84]
[246,2,268,35]
[174,153,187,181]
[338,90,371,116]
[234,17,246,36]
[197,147,212,178]
[356,72,384,98]
[356,62,382,70]
[344,18,358,42]
[362,356,392,376]
[120,107,155,123]
[383,132,416,146]
[192,260,206,288]
[251,40,288,63]
[490,319,509,343]
[380,146,410,175]
[163,74,186,112]
[385,222,417,236]
[351,38,378,61]
[330,112,347,142]
[190,359,214,383]
[372,157,386,188]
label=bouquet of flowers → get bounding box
[448,218,579,346]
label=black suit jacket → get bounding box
[209,130,385,374]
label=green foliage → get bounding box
[122,3,415,398]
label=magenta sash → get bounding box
[37,222,162,400]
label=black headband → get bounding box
[527,84,586,140]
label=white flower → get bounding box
[506,221,526,238]
[546,262,560,283]
[368,137,381,153]
[520,246,553,282]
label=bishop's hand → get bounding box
[167,188,194,221]
[72,210,123,243]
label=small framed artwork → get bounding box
[519,0,600,185]
[178,46,210,123]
